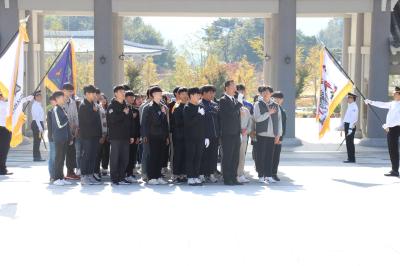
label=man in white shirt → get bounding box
[365,86,400,177]
[0,92,33,175]
[31,91,45,161]
[341,92,359,163]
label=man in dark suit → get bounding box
[219,80,243,185]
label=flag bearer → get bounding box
[341,92,358,163]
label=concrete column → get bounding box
[263,17,272,85]
[0,0,19,53]
[275,0,300,145]
[112,14,124,86]
[340,17,351,122]
[94,0,114,99]
[360,0,391,146]
[37,14,45,107]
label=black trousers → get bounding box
[387,126,400,173]
[148,136,165,180]
[185,139,204,178]
[0,126,11,174]
[221,134,240,183]
[344,122,356,162]
[126,143,138,176]
[31,121,43,160]
[81,138,99,176]
[255,136,275,178]
[110,139,130,183]
[54,141,67,180]
[66,139,77,174]
[172,137,185,175]
[272,143,282,177]
[200,137,218,176]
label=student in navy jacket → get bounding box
[199,85,220,183]
[51,91,72,186]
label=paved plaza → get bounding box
[1,119,400,266]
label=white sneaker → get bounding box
[81,175,90,185]
[199,175,206,183]
[53,179,65,186]
[148,179,159,185]
[195,178,203,185]
[126,175,138,183]
[62,179,72,185]
[258,177,265,183]
[209,174,218,183]
[88,176,102,185]
[157,178,168,185]
[267,176,277,183]
[76,169,81,176]
[187,178,196,185]
[238,175,250,183]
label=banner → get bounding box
[0,22,30,147]
[317,47,353,138]
[44,40,77,94]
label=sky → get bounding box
[142,17,333,49]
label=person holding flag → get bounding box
[364,87,400,177]
[31,90,45,162]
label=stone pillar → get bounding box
[0,0,19,53]
[340,17,351,122]
[263,17,272,85]
[94,0,114,99]
[37,14,45,108]
[360,0,391,146]
[275,0,300,145]
[112,14,124,86]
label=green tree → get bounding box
[125,61,143,92]
[141,57,159,89]
[296,46,310,98]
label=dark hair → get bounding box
[173,87,180,96]
[53,91,64,99]
[123,84,131,91]
[83,85,97,94]
[236,84,246,92]
[149,86,162,97]
[62,83,74,91]
[177,87,188,94]
[272,91,284,99]
[224,80,234,89]
[395,86,400,94]
[146,88,151,98]
[95,88,101,94]
[258,86,273,94]
[125,91,135,97]
[49,95,56,102]
[188,87,201,97]
[201,85,216,94]
[253,95,259,103]
[113,85,125,93]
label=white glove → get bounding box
[205,138,210,148]
[347,129,353,136]
[237,93,244,104]
[198,107,205,116]
[364,99,372,105]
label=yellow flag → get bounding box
[0,22,30,147]
[317,47,353,139]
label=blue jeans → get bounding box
[48,141,56,178]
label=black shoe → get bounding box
[120,179,132,185]
[232,181,243,185]
[224,180,235,186]
[343,160,356,163]
[0,171,13,176]
[112,181,120,185]
[33,158,46,162]
[92,174,101,182]
[384,171,399,177]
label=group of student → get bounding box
[38,80,287,186]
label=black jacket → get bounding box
[78,99,102,139]
[47,109,54,142]
[218,95,241,136]
[106,99,135,140]
[142,101,169,139]
[280,106,287,141]
[201,99,219,139]
[183,103,206,140]
[129,105,141,139]
[171,103,185,140]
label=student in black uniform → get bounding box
[271,91,286,181]
[200,85,220,183]
[219,80,243,185]
[106,85,135,185]
[171,87,188,183]
[142,86,170,185]
[124,89,141,183]
[78,85,103,185]
[183,87,208,186]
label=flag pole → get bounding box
[323,46,385,125]
[23,40,70,112]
